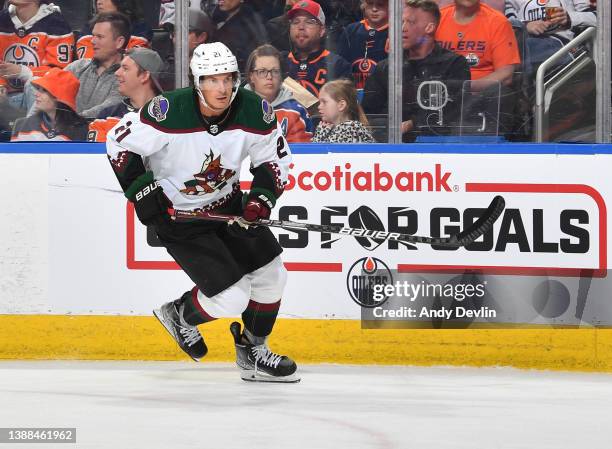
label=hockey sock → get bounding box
[241,299,281,338]
[180,287,218,326]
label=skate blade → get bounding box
[153,308,201,363]
[239,369,301,383]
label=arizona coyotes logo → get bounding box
[182,150,236,195]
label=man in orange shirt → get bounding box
[435,0,520,92]
[435,0,521,135]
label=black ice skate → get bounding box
[230,322,300,383]
[153,298,207,361]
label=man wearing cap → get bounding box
[285,0,351,97]
[161,8,214,91]
[88,48,165,142]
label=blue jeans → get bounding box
[527,35,573,75]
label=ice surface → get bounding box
[0,361,609,449]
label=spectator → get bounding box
[245,44,314,142]
[341,0,389,96]
[362,0,470,141]
[161,8,214,90]
[435,0,520,92]
[76,0,153,59]
[40,12,129,118]
[88,47,164,142]
[505,0,596,74]
[313,79,374,142]
[0,0,73,110]
[267,0,350,54]
[285,0,351,97]
[11,68,87,141]
[211,0,268,73]
[99,47,163,118]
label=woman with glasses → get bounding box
[11,68,88,141]
[246,44,314,142]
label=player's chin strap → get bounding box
[167,195,505,249]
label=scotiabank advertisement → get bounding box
[47,151,612,326]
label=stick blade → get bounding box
[454,195,505,247]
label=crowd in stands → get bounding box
[0,0,599,143]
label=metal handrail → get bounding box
[535,27,596,142]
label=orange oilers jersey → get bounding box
[87,117,120,143]
[274,98,314,143]
[0,6,74,91]
[435,3,520,80]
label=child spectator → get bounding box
[76,0,152,59]
[11,67,87,141]
[0,0,74,110]
[313,79,375,142]
[341,0,389,96]
[245,44,314,142]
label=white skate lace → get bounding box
[179,326,202,347]
[251,345,283,369]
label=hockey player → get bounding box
[106,42,299,383]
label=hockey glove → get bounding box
[125,172,171,226]
[242,195,272,222]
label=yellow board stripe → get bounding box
[1,315,612,372]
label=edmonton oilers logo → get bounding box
[4,44,39,89]
[465,53,480,67]
[346,257,393,308]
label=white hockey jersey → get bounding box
[106,87,292,212]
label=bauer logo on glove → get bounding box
[135,181,161,201]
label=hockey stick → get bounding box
[168,195,505,248]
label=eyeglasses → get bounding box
[251,68,282,79]
[289,18,320,27]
